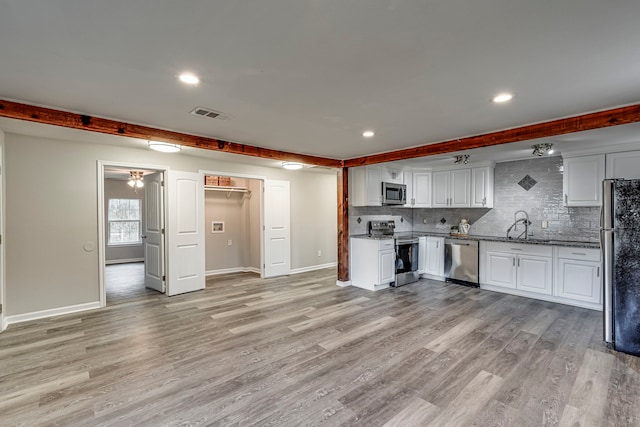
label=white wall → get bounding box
[4,132,337,317]
[104,179,145,263]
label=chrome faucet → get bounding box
[506,210,531,240]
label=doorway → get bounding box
[98,162,168,306]
[200,170,292,280]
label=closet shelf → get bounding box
[205,186,252,199]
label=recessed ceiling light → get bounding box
[282,162,304,170]
[493,93,513,103]
[148,141,182,153]
[178,72,200,85]
[362,130,375,138]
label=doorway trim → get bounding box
[199,169,266,277]
[97,160,170,307]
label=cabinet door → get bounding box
[425,237,444,276]
[450,169,471,207]
[413,172,432,208]
[379,250,396,284]
[381,167,403,184]
[403,170,414,207]
[418,237,427,274]
[432,171,450,207]
[606,151,640,179]
[471,167,494,208]
[365,165,383,206]
[485,251,517,288]
[556,259,601,304]
[516,255,553,295]
[563,155,605,207]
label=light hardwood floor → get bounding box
[1,264,639,426]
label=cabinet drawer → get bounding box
[557,247,600,262]
[378,240,395,250]
[485,241,552,257]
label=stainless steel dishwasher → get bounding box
[444,239,479,287]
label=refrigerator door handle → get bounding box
[601,227,614,344]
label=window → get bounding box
[108,198,141,245]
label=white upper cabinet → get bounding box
[450,169,471,207]
[403,170,414,207]
[471,167,494,208]
[606,151,640,179]
[432,169,471,208]
[349,165,382,206]
[412,171,432,208]
[432,171,450,208]
[563,155,605,207]
[381,167,403,184]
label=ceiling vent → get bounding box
[190,106,229,120]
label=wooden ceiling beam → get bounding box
[344,103,640,167]
[0,99,343,168]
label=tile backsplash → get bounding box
[349,156,601,242]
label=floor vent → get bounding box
[190,107,229,120]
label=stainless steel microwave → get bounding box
[382,182,406,205]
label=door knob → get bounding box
[141,235,147,239]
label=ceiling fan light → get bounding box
[282,162,304,170]
[127,180,135,187]
[148,141,182,153]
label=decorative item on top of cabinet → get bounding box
[563,154,605,207]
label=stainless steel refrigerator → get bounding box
[602,179,640,356]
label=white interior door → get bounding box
[167,170,205,296]
[143,172,165,293]
[264,180,291,278]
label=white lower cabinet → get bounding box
[418,236,427,274]
[554,247,602,307]
[484,244,552,295]
[350,237,395,291]
[423,236,445,278]
[516,255,553,295]
[480,241,602,310]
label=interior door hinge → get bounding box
[162,228,165,234]
[161,181,165,186]
[163,275,166,281]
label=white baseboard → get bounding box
[206,266,261,277]
[5,301,102,326]
[290,262,337,275]
[106,258,144,265]
[336,280,352,287]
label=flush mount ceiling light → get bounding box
[492,92,513,103]
[531,143,554,156]
[362,130,375,138]
[282,162,304,170]
[148,141,182,153]
[178,72,200,85]
[128,171,144,189]
[454,154,470,164]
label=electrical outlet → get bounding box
[317,250,322,257]
[541,220,549,229]
[227,239,232,246]
[423,219,427,224]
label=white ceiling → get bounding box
[1,1,640,160]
